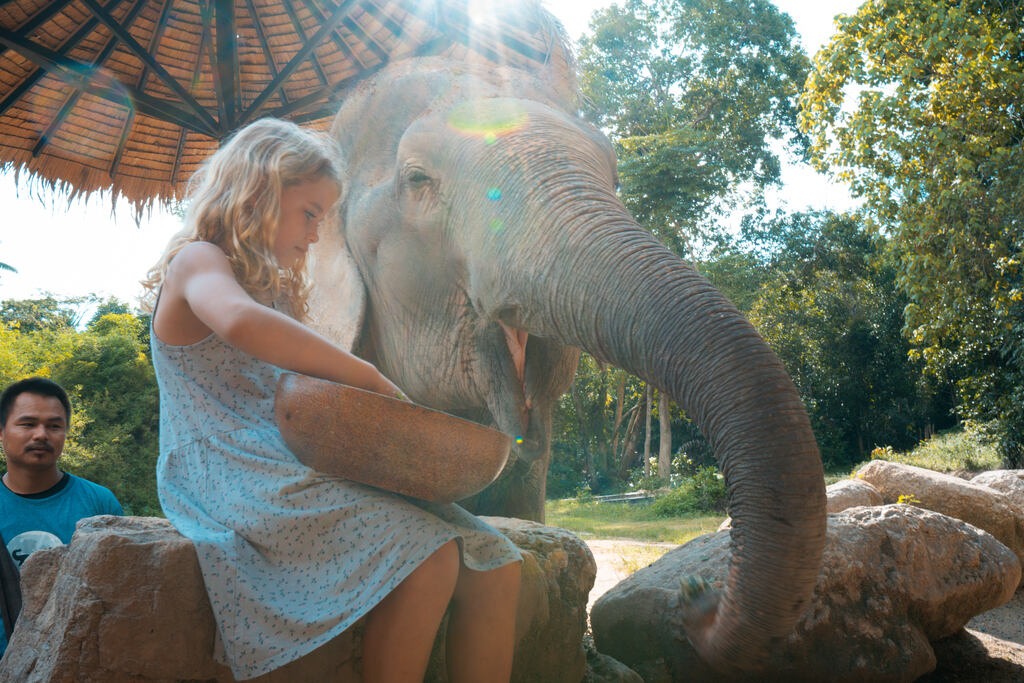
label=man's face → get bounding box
[1,393,66,473]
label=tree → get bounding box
[740,210,951,467]
[52,313,160,514]
[577,0,810,253]
[1,296,83,332]
[801,0,1024,463]
[0,298,161,514]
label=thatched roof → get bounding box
[0,0,573,210]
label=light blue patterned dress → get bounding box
[151,325,521,679]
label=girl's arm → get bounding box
[168,242,404,398]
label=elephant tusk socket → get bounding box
[499,322,531,412]
[500,323,529,383]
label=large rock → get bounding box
[858,460,1024,572]
[826,477,884,513]
[0,515,595,682]
[591,505,1020,683]
[971,470,1024,510]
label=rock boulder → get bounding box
[826,477,884,513]
[0,515,595,682]
[591,505,1020,683]
[858,460,1024,572]
[971,470,1024,510]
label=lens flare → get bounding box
[489,219,504,233]
[515,437,524,444]
[487,187,502,201]
[447,100,528,141]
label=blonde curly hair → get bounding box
[142,118,341,320]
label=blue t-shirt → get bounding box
[0,472,122,654]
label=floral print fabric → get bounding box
[151,331,520,679]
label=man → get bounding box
[0,377,123,655]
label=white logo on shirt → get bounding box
[7,531,63,568]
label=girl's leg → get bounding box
[446,560,522,683]
[362,540,459,683]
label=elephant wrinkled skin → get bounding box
[306,8,825,675]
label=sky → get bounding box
[0,0,864,305]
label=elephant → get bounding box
[305,4,826,676]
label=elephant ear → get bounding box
[306,211,364,353]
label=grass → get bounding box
[824,425,1002,485]
[545,498,724,544]
[611,544,674,575]
[548,427,999,544]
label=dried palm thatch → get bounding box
[0,0,574,211]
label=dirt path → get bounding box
[584,539,1024,680]
[585,539,674,610]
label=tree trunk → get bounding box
[643,384,652,477]
[659,391,671,478]
[596,366,609,476]
[570,381,592,483]
[617,399,643,478]
[609,371,627,457]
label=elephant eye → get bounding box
[407,170,432,185]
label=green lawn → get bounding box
[545,498,724,544]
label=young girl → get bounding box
[143,118,521,682]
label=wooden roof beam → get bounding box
[357,0,407,38]
[79,0,219,133]
[307,0,387,65]
[0,26,218,136]
[0,0,76,62]
[136,0,175,92]
[197,0,226,126]
[213,0,239,129]
[242,0,289,106]
[108,0,176,178]
[0,0,132,118]
[300,0,365,72]
[171,11,213,185]
[32,0,152,158]
[280,0,331,87]
[280,34,451,122]
[237,0,361,126]
[109,108,135,177]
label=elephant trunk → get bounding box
[506,210,826,674]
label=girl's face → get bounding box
[273,174,340,268]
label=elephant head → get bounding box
[307,21,825,676]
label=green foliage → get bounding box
[1,298,160,515]
[548,352,704,497]
[577,0,810,253]
[650,466,727,517]
[868,424,1001,473]
[550,355,644,493]
[1,296,81,332]
[801,0,1024,465]
[737,210,953,467]
[548,0,816,497]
